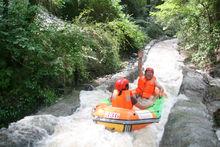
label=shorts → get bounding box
[137,97,151,105]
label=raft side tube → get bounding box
[93,117,160,125]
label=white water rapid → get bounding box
[34,39,184,147]
[0,39,184,147]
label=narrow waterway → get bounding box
[36,39,184,147]
[0,39,184,147]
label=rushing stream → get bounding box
[0,39,185,147]
[36,39,184,147]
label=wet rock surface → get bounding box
[210,63,220,78]
[160,67,219,147]
[214,109,220,127]
[37,84,95,117]
[179,67,209,101]
[206,75,220,142]
[37,90,81,117]
[205,77,220,114]
[0,115,58,147]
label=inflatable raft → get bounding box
[92,96,164,132]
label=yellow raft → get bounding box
[92,96,164,132]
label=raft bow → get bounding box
[92,96,164,132]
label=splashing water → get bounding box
[34,39,184,147]
[0,39,182,147]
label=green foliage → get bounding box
[91,28,121,73]
[152,0,220,67]
[39,0,80,20]
[33,0,65,15]
[60,0,79,20]
[72,19,122,76]
[107,16,148,54]
[0,0,148,127]
[41,89,57,105]
[120,0,165,39]
[135,18,164,39]
[79,0,123,22]
[121,0,148,18]
[74,10,149,72]
[0,0,89,127]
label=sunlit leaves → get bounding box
[152,0,220,67]
[107,17,148,53]
[78,0,123,22]
[0,0,148,127]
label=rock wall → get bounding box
[160,67,219,147]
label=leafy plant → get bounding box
[78,0,123,22]
[0,0,148,128]
[107,16,149,54]
[152,0,220,67]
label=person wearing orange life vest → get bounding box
[135,50,164,107]
[110,78,152,110]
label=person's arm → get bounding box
[155,81,163,91]
[131,96,153,110]
[109,96,112,102]
[155,81,164,95]
[138,50,144,77]
[134,101,153,110]
[136,77,144,96]
[109,90,117,102]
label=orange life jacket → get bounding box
[111,90,133,109]
[136,76,156,99]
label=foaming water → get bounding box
[6,38,214,147]
[37,90,135,147]
[35,39,184,147]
